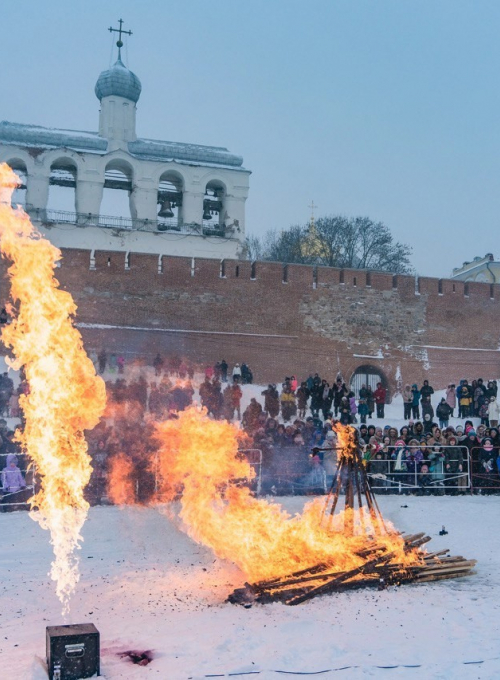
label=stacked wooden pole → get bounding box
[228,427,477,607]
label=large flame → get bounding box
[153,406,415,582]
[0,164,106,612]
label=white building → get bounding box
[451,253,500,283]
[0,50,250,260]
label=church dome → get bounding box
[95,57,142,103]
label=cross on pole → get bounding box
[109,19,132,58]
[308,200,317,229]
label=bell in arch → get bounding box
[158,200,174,219]
[202,206,212,221]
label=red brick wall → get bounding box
[1,249,499,397]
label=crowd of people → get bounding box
[3,351,500,509]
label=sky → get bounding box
[1,0,499,276]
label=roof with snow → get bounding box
[0,121,246,170]
[95,57,142,103]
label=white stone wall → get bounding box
[37,222,243,259]
[0,140,249,260]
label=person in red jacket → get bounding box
[374,382,387,418]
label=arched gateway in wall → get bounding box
[350,365,390,400]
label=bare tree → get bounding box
[249,215,413,274]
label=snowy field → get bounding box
[1,495,500,680]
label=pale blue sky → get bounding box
[1,0,499,276]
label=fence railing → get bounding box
[0,453,36,508]
[25,207,235,238]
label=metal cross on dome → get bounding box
[109,19,132,59]
[308,200,317,229]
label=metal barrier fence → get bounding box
[0,453,36,509]
[8,444,500,508]
[365,445,471,494]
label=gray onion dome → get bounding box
[95,57,142,103]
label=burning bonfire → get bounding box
[150,409,476,606]
[0,164,106,613]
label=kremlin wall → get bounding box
[2,247,498,398]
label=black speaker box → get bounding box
[46,623,100,680]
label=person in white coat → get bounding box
[487,396,500,428]
[232,363,242,382]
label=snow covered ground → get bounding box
[1,495,500,680]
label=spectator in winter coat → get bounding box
[421,396,434,419]
[322,383,333,420]
[261,385,280,419]
[478,438,499,493]
[229,383,243,420]
[444,435,466,494]
[358,424,369,443]
[474,382,487,417]
[410,420,424,439]
[420,380,435,403]
[417,463,433,495]
[242,398,263,433]
[339,397,351,425]
[403,385,413,420]
[423,413,437,435]
[486,380,498,399]
[333,379,347,416]
[487,397,500,428]
[428,445,446,490]
[359,384,369,400]
[220,359,228,382]
[436,398,452,429]
[296,383,310,419]
[349,393,357,422]
[387,427,399,445]
[445,385,456,417]
[358,399,369,425]
[459,384,472,418]
[322,430,337,488]
[411,384,421,419]
[364,386,374,418]
[405,440,424,485]
[280,388,297,422]
[98,349,107,374]
[479,400,490,426]
[232,363,242,382]
[1,453,25,492]
[373,383,387,418]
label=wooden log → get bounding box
[414,562,477,578]
[286,551,397,606]
[406,535,432,549]
[253,562,331,589]
[423,550,450,560]
[416,571,476,584]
